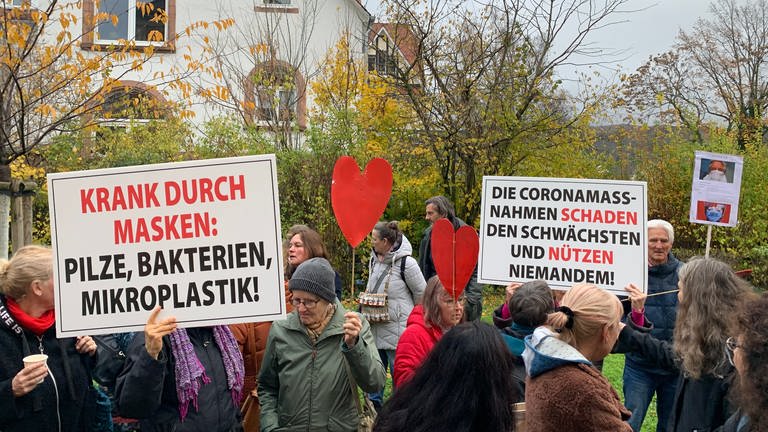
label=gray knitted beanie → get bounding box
[289,257,336,303]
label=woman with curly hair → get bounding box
[716,293,768,432]
[616,257,756,431]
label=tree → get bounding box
[0,1,229,256]
[622,0,768,148]
[377,0,630,223]
[188,0,369,150]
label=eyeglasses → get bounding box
[725,336,742,367]
[291,298,319,309]
[440,295,467,307]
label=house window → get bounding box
[3,0,24,7]
[255,86,296,122]
[264,0,291,4]
[244,61,307,129]
[95,82,168,133]
[96,0,167,44]
[368,48,397,76]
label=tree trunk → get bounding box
[0,164,11,259]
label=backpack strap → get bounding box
[399,256,414,299]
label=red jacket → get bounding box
[393,305,444,386]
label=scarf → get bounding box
[305,304,336,344]
[5,297,55,336]
[169,326,244,421]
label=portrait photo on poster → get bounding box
[695,201,732,224]
[698,159,734,183]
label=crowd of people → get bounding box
[1,196,766,432]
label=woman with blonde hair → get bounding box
[0,245,98,432]
[617,257,756,431]
[523,283,631,431]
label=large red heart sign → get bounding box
[331,156,393,248]
[431,218,479,299]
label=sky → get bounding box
[557,0,713,81]
[362,0,714,87]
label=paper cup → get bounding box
[23,354,48,383]
[512,402,526,432]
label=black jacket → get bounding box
[115,327,242,432]
[0,295,94,432]
[615,324,734,432]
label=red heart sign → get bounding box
[431,218,479,299]
[331,157,393,248]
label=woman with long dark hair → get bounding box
[374,321,519,432]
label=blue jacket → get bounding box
[625,253,681,374]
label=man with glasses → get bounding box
[259,257,385,431]
[622,219,683,432]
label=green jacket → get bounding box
[258,301,386,432]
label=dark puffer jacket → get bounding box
[115,327,242,432]
[624,253,681,374]
[0,295,94,432]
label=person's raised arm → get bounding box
[624,284,647,327]
[115,307,177,418]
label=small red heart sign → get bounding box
[331,156,393,248]
[431,218,479,299]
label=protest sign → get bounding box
[48,155,284,337]
[689,151,743,227]
[478,177,647,295]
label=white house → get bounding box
[72,0,372,139]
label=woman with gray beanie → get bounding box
[258,257,385,432]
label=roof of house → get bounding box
[369,22,418,66]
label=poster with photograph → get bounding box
[689,151,743,227]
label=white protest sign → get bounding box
[478,177,647,295]
[689,151,743,227]
[48,155,285,337]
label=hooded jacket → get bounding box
[258,301,385,432]
[392,305,444,386]
[366,234,426,351]
[0,295,94,432]
[523,327,632,432]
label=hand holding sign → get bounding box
[331,157,393,248]
[431,218,479,299]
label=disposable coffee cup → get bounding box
[23,354,48,383]
[513,402,526,432]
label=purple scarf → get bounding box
[169,326,244,421]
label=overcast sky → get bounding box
[362,0,714,84]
